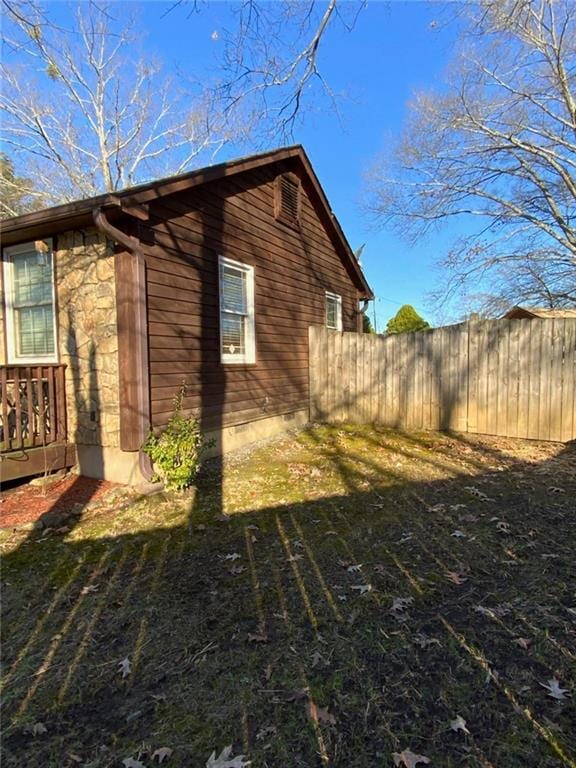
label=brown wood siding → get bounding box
[142,162,360,432]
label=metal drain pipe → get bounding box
[93,207,153,481]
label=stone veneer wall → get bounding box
[55,229,120,451]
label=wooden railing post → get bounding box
[0,364,69,453]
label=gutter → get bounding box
[92,207,153,481]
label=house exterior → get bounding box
[0,146,372,484]
[502,306,576,320]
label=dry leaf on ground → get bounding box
[256,725,277,741]
[540,678,570,700]
[450,715,470,734]
[306,700,336,725]
[152,747,173,763]
[391,597,413,614]
[206,745,251,768]
[392,749,431,767]
[118,657,131,678]
[351,584,372,595]
[465,486,491,501]
[513,637,531,650]
[413,633,441,649]
[446,571,467,585]
[123,759,145,768]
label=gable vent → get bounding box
[275,173,301,226]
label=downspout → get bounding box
[92,207,153,481]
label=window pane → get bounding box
[222,265,246,314]
[221,314,245,356]
[326,297,337,328]
[13,251,53,306]
[16,305,55,356]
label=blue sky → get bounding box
[39,2,464,329]
[136,1,463,329]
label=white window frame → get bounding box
[218,255,256,365]
[325,291,342,331]
[2,239,58,364]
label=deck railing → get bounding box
[0,364,68,453]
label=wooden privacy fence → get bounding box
[309,319,576,442]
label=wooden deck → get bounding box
[0,364,76,482]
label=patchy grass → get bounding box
[1,425,575,768]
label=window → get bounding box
[325,292,342,331]
[3,240,58,363]
[219,256,255,364]
[275,173,301,228]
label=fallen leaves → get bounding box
[390,597,413,617]
[464,486,491,501]
[350,584,372,595]
[446,571,467,585]
[513,637,531,650]
[450,715,470,734]
[152,747,173,764]
[206,746,251,768]
[306,700,336,726]
[123,759,145,768]
[118,657,132,679]
[256,724,277,742]
[540,678,570,700]
[413,633,441,649]
[392,749,431,767]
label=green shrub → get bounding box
[142,385,206,491]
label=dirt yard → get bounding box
[1,425,575,768]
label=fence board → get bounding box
[308,320,576,442]
[549,319,563,441]
[507,321,520,439]
[560,320,575,442]
[527,322,542,440]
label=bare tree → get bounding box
[0,0,231,211]
[213,0,367,140]
[369,0,576,312]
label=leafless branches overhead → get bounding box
[0,1,231,210]
[369,0,576,312]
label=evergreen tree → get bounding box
[0,154,38,218]
[386,305,430,334]
[362,313,375,334]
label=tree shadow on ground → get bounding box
[1,426,575,768]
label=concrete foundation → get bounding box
[75,409,310,484]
